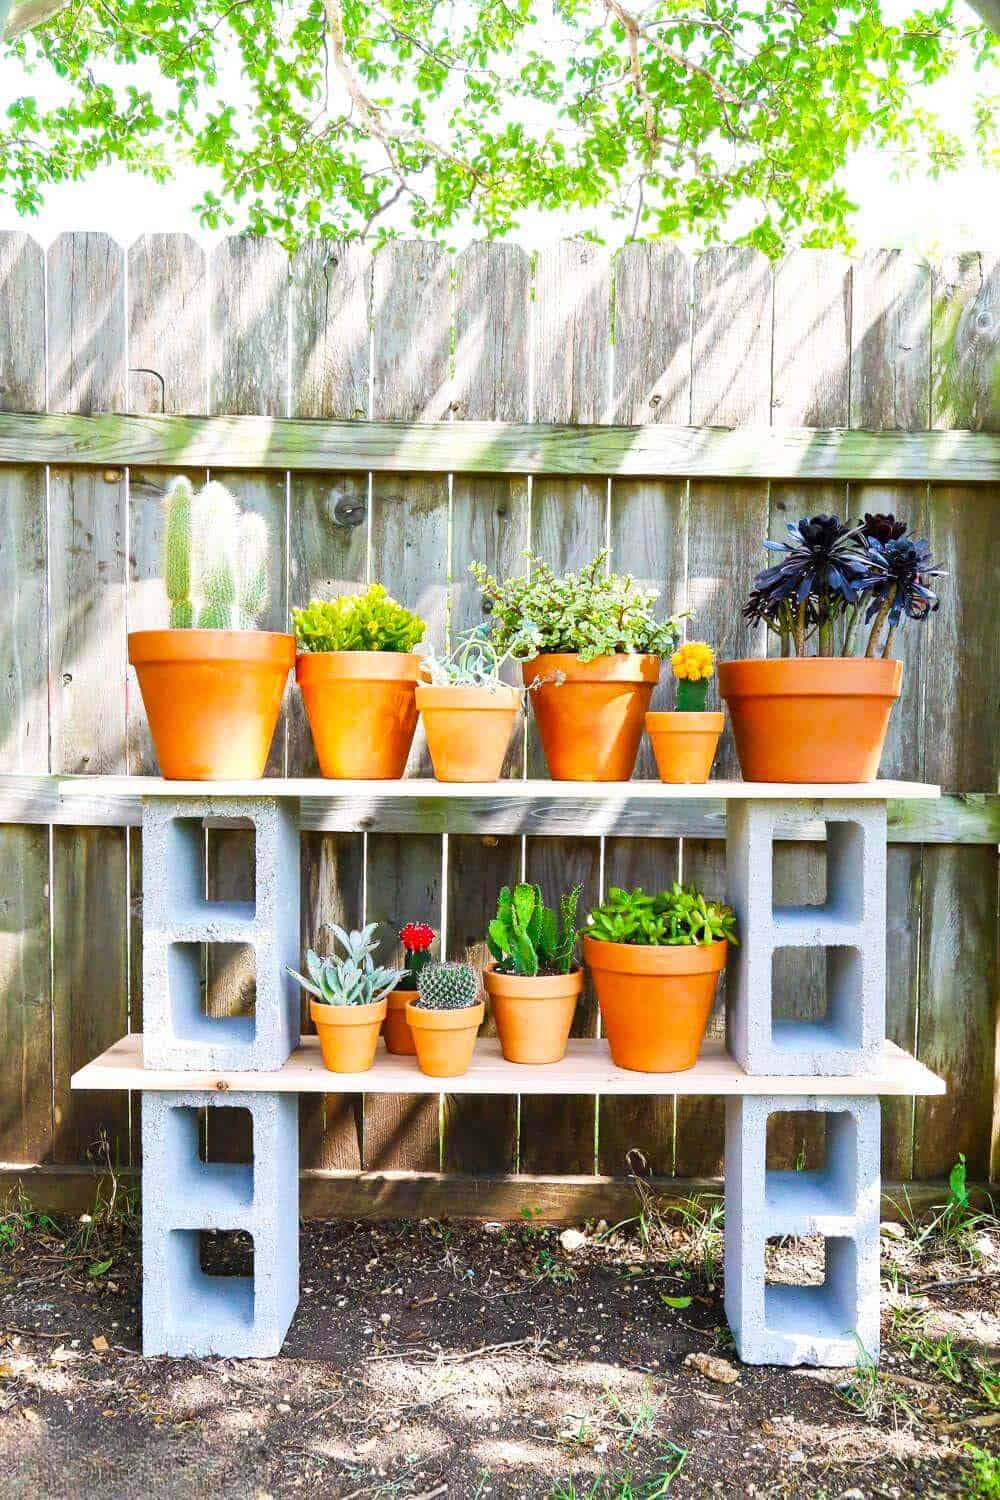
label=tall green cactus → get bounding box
[161,479,270,630]
[487,882,581,976]
[164,476,195,628]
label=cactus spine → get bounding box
[161,478,270,631]
[416,962,479,1010]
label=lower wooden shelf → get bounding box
[71,1034,945,1097]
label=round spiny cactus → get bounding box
[416,961,479,1010]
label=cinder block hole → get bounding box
[764,1236,857,1339]
[168,941,256,1045]
[770,945,862,1058]
[772,821,863,922]
[198,1105,254,1166]
[165,816,256,918]
[167,1230,255,1332]
[765,1109,858,1217]
[162,1104,254,1209]
[199,1229,255,1279]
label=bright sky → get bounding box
[0,0,998,252]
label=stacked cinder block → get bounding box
[140,796,301,1358]
[724,800,886,1367]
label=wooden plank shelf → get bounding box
[72,1034,945,1098]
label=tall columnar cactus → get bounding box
[161,478,270,630]
[164,476,195,628]
[416,962,479,1010]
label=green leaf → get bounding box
[660,1294,692,1309]
[88,1258,114,1278]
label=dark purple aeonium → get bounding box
[858,535,944,657]
[742,515,871,655]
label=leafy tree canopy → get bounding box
[1,0,998,252]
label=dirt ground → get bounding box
[1,1178,998,1500]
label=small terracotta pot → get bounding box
[583,934,727,1073]
[310,997,387,1073]
[718,657,902,783]
[416,684,521,782]
[646,711,724,784]
[383,988,418,1056]
[484,964,584,1065]
[128,629,294,780]
[405,1000,485,1078]
[297,651,421,779]
[522,654,661,781]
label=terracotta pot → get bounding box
[646,711,724,784]
[583,934,727,1073]
[718,657,903,783]
[484,964,584,1065]
[522,654,661,781]
[310,997,387,1073]
[416,684,521,782]
[383,987,418,1056]
[297,651,421,779]
[128,629,294,780]
[405,1000,485,1078]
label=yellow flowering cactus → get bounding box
[671,641,715,711]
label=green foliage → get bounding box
[292,585,425,654]
[415,961,480,1010]
[487,882,582,976]
[419,623,527,691]
[286,922,405,1006]
[587,883,738,947]
[471,551,683,664]
[675,678,708,712]
[2,0,997,253]
[161,477,271,630]
[964,1443,1000,1499]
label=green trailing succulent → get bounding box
[470,550,685,664]
[164,476,269,630]
[587,884,738,948]
[487,883,582,977]
[292,585,426,654]
[419,623,527,692]
[286,923,405,1007]
[415,962,480,1010]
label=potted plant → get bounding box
[471,551,684,781]
[383,920,437,1056]
[645,641,724,784]
[128,477,294,779]
[583,884,737,1073]
[720,513,944,782]
[406,962,485,1078]
[416,626,523,782]
[293,586,426,779]
[484,882,583,1064]
[287,923,404,1073]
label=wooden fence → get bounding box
[0,231,997,1218]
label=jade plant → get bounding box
[670,641,715,711]
[163,476,269,630]
[470,550,684,662]
[286,923,404,1006]
[487,882,582,976]
[743,513,944,659]
[587,884,738,947]
[415,962,480,1010]
[292,584,426,653]
[398,921,437,988]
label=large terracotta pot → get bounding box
[583,934,727,1073]
[128,629,294,780]
[646,711,724,784]
[522,654,661,781]
[718,658,902,783]
[405,1000,485,1078]
[416,684,521,782]
[484,964,583,1065]
[383,988,418,1056]
[297,651,421,779]
[310,997,387,1073]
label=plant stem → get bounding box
[780,626,791,657]
[882,624,897,659]
[818,615,834,656]
[842,602,861,655]
[794,601,806,656]
[865,585,896,658]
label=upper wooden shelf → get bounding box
[72,1035,946,1098]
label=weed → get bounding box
[623,1153,724,1289]
[903,1327,964,1385]
[893,1157,997,1262]
[838,1348,916,1427]
[964,1443,1000,1498]
[549,1446,688,1499]
[971,1358,1000,1410]
[533,1246,576,1284]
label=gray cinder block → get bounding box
[724,1095,880,1366]
[726,800,886,1075]
[141,1090,299,1358]
[141,797,301,1070]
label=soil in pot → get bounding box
[484,965,584,1064]
[128,629,295,780]
[405,1000,485,1078]
[310,997,387,1073]
[383,988,418,1056]
[718,657,902,783]
[645,711,724,784]
[297,651,421,779]
[522,654,661,781]
[583,934,727,1072]
[416,684,521,782]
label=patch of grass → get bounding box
[963,1443,1000,1498]
[532,1246,576,1284]
[838,1350,916,1427]
[0,1135,137,1275]
[894,1157,998,1262]
[621,1154,724,1290]
[549,1446,688,1500]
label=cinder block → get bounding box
[142,1090,299,1358]
[724,1095,880,1366]
[726,800,886,1075]
[141,797,301,1070]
